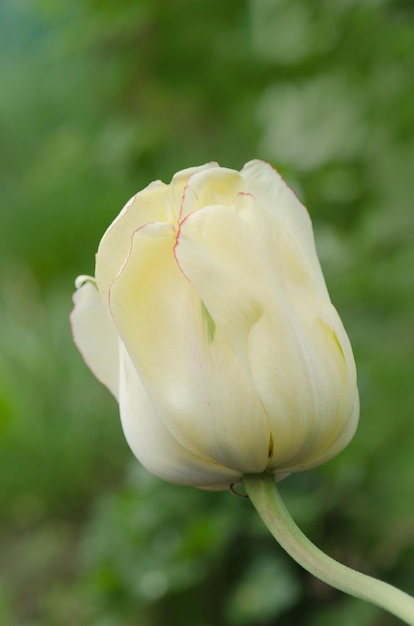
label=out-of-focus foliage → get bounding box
[0,0,413,624]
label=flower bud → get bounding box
[70,160,359,489]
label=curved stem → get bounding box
[242,474,414,625]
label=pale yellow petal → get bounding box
[175,197,288,375]
[109,221,270,474]
[95,163,218,302]
[118,344,241,489]
[178,165,245,220]
[95,180,168,304]
[176,199,357,472]
[248,301,358,472]
[241,159,329,300]
[70,276,119,398]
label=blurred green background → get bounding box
[1,0,413,624]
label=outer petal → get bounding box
[95,164,218,301]
[175,197,358,472]
[236,192,358,466]
[241,160,329,300]
[108,221,271,474]
[70,276,119,399]
[118,344,241,489]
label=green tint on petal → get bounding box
[201,301,216,342]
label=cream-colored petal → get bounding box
[118,344,241,489]
[288,389,359,473]
[176,200,358,471]
[236,193,358,464]
[170,162,219,194]
[241,159,329,300]
[248,301,358,472]
[292,302,359,468]
[109,221,270,474]
[95,180,168,303]
[179,166,245,220]
[95,164,218,302]
[175,197,290,375]
[70,276,119,399]
[176,202,303,464]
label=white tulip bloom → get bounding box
[71,160,359,489]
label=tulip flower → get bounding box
[71,160,414,625]
[71,160,358,489]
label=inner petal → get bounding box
[179,166,245,220]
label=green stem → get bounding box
[242,473,414,625]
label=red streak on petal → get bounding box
[179,174,199,222]
[237,191,255,199]
[173,211,197,282]
[107,221,158,313]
